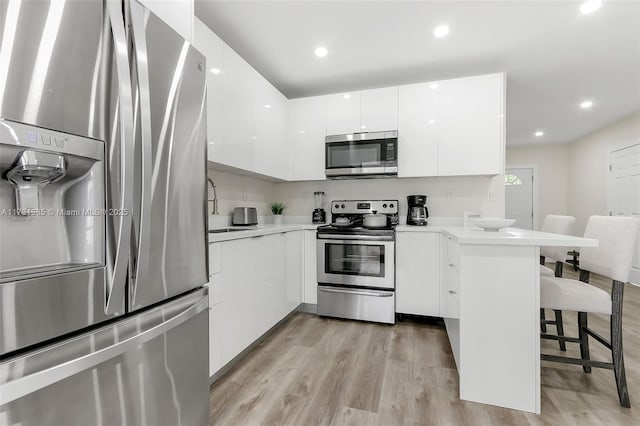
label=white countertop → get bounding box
[441,227,598,247]
[209,224,319,243]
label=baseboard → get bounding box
[297,303,317,314]
[628,268,640,287]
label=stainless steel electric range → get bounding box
[316,200,399,324]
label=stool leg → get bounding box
[578,312,591,373]
[611,281,630,407]
[540,308,547,333]
[554,310,566,351]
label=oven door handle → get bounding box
[318,286,394,298]
[317,234,394,242]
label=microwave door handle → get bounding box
[128,1,152,304]
[105,0,134,315]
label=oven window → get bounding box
[325,243,385,277]
[326,141,384,169]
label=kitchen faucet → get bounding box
[207,177,219,215]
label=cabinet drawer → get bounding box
[209,243,222,276]
[446,237,460,269]
[446,288,460,319]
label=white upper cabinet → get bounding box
[222,45,256,171]
[137,0,193,42]
[398,82,439,177]
[291,96,327,181]
[193,19,223,163]
[326,91,361,135]
[254,77,288,179]
[360,87,398,132]
[437,73,505,176]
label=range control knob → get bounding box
[341,204,346,208]
[334,204,340,209]
[389,203,395,208]
[382,203,388,208]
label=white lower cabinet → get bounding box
[302,230,318,304]
[209,231,303,377]
[396,232,441,316]
[440,235,460,319]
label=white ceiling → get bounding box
[195,0,640,146]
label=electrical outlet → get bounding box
[446,189,455,200]
[242,189,248,201]
[487,190,496,202]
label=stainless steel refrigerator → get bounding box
[0,1,209,424]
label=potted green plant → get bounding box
[269,202,286,225]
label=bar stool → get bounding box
[539,215,576,350]
[540,215,640,408]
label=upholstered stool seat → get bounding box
[540,276,611,315]
[540,265,554,277]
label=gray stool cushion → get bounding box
[540,264,554,276]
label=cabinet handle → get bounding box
[448,263,455,267]
[448,290,457,294]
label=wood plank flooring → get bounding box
[210,266,640,425]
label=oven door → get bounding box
[317,236,395,289]
[325,132,397,177]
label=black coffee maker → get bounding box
[407,195,429,226]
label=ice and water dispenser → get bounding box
[0,120,105,281]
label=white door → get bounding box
[608,143,640,284]
[505,168,534,230]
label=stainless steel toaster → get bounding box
[232,207,258,226]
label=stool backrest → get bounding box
[580,215,640,283]
[540,215,576,261]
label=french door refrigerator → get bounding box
[0,1,209,424]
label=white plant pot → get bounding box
[273,215,283,225]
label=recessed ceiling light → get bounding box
[580,0,602,15]
[433,25,450,38]
[314,46,328,57]
[264,104,271,109]
[343,93,351,99]
[429,83,439,89]
[580,100,594,109]
[299,130,305,134]
[428,119,436,124]
[535,131,544,137]
[361,125,367,129]
[210,68,221,74]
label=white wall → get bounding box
[567,112,640,234]
[272,175,505,221]
[506,144,570,230]
[207,166,276,217]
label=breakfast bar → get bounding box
[440,227,598,413]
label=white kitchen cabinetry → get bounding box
[326,91,361,135]
[222,45,256,171]
[437,73,504,176]
[193,19,224,163]
[208,243,223,377]
[440,235,460,319]
[284,231,304,313]
[137,0,193,42]
[397,82,439,177]
[291,96,327,181]
[396,232,441,316]
[360,87,398,132]
[302,230,318,304]
[254,80,289,179]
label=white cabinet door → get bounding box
[292,96,326,181]
[396,232,441,316]
[440,235,460,319]
[137,0,193,42]
[326,91,361,135]
[222,45,255,171]
[193,19,224,163]
[438,73,504,176]
[254,78,288,179]
[284,231,303,314]
[361,87,398,132]
[302,230,318,304]
[398,82,439,177]
[219,238,256,366]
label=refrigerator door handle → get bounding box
[105,0,134,315]
[128,1,152,297]
[0,294,208,406]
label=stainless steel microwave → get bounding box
[325,131,398,179]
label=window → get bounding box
[505,174,523,186]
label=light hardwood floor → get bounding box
[210,266,640,425]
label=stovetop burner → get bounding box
[317,199,399,237]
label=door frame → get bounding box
[505,165,538,230]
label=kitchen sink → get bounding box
[209,228,252,234]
